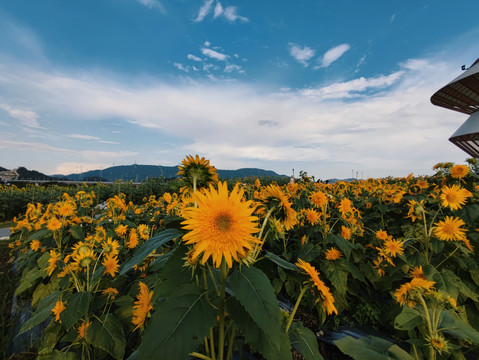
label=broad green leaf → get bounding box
[85,313,126,360]
[37,320,63,359]
[335,335,414,360]
[289,323,324,360]
[229,266,282,344]
[298,242,321,262]
[15,267,43,296]
[32,276,60,308]
[440,310,479,344]
[228,297,292,360]
[138,283,215,360]
[17,291,59,336]
[68,225,85,240]
[332,234,352,261]
[28,228,50,241]
[344,262,365,283]
[322,261,348,296]
[120,228,182,275]
[60,291,92,330]
[51,350,78,360]
[264,251,298,271]
[394,306,422,331]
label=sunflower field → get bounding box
[5,155,479,360]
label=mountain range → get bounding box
[1,164,288,182]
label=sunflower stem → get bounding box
[435,246,459,269]
[190,352,212,360]
[209,327,216,360]
[218,261,228,360]
[285,286,308,333]
[226,324,236,360]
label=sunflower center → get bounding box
[445,192,458,203]
[215,213,232,231]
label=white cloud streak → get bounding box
[187,54,202,62]
[194,0,214,22]
[317,44,351,68]
[0,103,41,128]
[201,48,228,61]
[136,0,166,13]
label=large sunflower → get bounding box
[440,184,472,210]
[181,181,260,268]
[260,184,298,230]
[450,164,469,179]
[433,216,467,241]
[296,259,338,315]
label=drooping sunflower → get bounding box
[450,164,469,179]
[177,154,219,191]
[325,247,342,261]
[409,265,426,280]
[102,238,120,257]
[128,229,139,249]
[296,259,338,315]
[394,277,435,308]
[433,216,467,242]
[260,184,298,230]
[406,199,426,222]
[72,248,97,270]
[383,238,405,257]
[52,300,66,322]
[46,250,60,276]
[132,282,153,331]
[440,184,472,211]
[102,287,119,300]
[182,181,260,268]
[137,224,150,240]
[77,320,91,339]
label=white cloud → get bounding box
[289,43,315,66]
[202,48,228,61]
[301,71,404,100]
[68,134,120,144]
[187,54,202,62]
[174,62,189,72]
[224,64,244,74]
[213,2,224,18]
[317,44,351,68]
[0,104,41,128]
[194,0,214,22]
[222,6,248,22]
[136,0,166,13]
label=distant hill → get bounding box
[16,167,54,181]
[51,164,287,182]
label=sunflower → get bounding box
[73,248,97,270]
[182,181,260,268]
[394,277,435,308]
[383,238,404,257]
[102,287,119,300]
[95,226,107,243]
[260,184,298,230]
[409,265,426,280]
[338,198,353,217]
[341,226,352,240]
[102,238,120,257]
[450,164,469,179]
[77,320,91,339]
[55,201,76,217]
[102,255,119,277]
[30,240,41,252]
[426,335,449,355]
[72,241,93,256]
[132,282,153,331]
[325,247,342,261]
[52,300,66,322]
[433,216,467,242]
[115,224,128,237]
[128,229,139,249]
[296,259,338,315]
[375,229,389,241]
[304,208,320,226]
[309,191,328,208]
[177,154,219,191]
[137,224,150,240]
[47,217,62,231]
[440,184,472,211]
[406,199,425,222]
[46,250,60,276]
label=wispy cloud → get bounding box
[202,47,228,61]
[301,71,404,100]
[222,6,248,22]
[187,54,202,62]
[288,43,315,66]
[317,44,351,68]
[194,0,214,22]
[68,134,119,144]
[136,0,166,13]
[224,64,244,74]
[0,104,41,128]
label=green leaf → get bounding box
[138,283,215,360]
[439,310,479,344]
[297,242,321,262]
[323,261,348,296]
[68,225,85,241]
[229,266,282,345]
[37,320,63,359]
[394,306,422,331]
[228,297,292,360]
[17,291,59,336]
[28,228,50,241]
[264,251,298,271]
[85,313,126,360]
[32,276,60,308]
[60,291,92,330]
[289,323,324,360]
[332,234,352,261]
[51,350,78,360]
[15,266,43,296]
[335,335,414,360]
[120,228,182,275]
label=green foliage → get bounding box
[334,335,413,360]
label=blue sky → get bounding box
[1,0,479,179]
